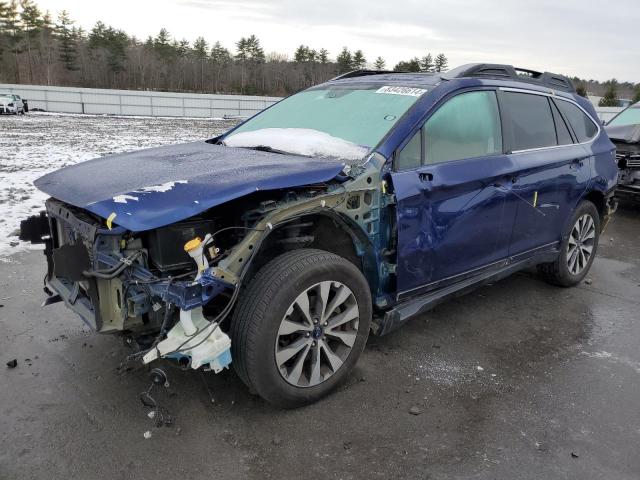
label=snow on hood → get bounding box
[224,128,369,161]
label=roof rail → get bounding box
[330,70,399,81]
[441,63,576,93]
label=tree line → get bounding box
[0,0,450,96]
[1,0,638,100]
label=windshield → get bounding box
[608,104,640,127]
[224,84,426,162]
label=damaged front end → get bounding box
[615,145,640,200]
[20,149,388,376]
[606,123,640,201]
[21,198,235,372]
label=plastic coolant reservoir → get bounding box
[143,307,232,372]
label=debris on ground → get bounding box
[408,406,422,415]
[476,366,484,372]
[143,431,152,440]
[6,359,18,368]
[571,452,579,458]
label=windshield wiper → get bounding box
[244,145,287,155]
[240,145,311,157]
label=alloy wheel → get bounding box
[275,281,360,387]
[567,213,596,275]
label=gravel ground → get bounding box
[1,113,639,479]
[0,112,237,256]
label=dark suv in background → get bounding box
[22,63,618,407]
[605,101,640,201]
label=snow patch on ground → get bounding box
[225,127,367,161]
[0,112,237,257]
[581,350,640,373]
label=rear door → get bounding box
[391,89,519,297]
[501,90,591,257]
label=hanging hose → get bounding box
[83,251,143,279]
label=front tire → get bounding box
[538,200,600,287]
[230,249,372,408]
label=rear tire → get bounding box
[230,249,372,408]
[538,200,600,287]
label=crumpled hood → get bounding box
[605,124,640,144]
[34,141,345,231]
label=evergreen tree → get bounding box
[336,47,352,74]
[394,57,421,72]
[210,41,230,63]
[318,48,329,64]
[599,80,619,107]
[352,49,366,69]
[192,37,207,58]
[307,48,317,63]
[56,10,77,70]
[175,38,190,57]
[153,28,175,60]
[294,44,309,63]
[434,53,448,72]
[632,84,640,104]
[420,53,433,72]
[0,0,22,81]
[89,22,129,73]
[575,83,587,98]
[373,56,385,70]
[20,0,43,81]
[245,34,264,62]
[210,41,231,92]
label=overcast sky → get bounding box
[36,0,639,82]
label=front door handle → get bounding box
[419,172,434,182]
[493,175,517,188]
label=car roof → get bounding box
[325,73,443,89]
[322,63,577,96]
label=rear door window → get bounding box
[555,99,598,143]
[501,92,557,151]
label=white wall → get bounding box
[594,106,624,123]
[0,83,282,118]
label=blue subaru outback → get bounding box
[22,63,618,407]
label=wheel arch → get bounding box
[243,210,380,298]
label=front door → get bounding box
[390,89,519,298]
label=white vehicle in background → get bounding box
[0,93,27,114]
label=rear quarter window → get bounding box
[555,99,598,143]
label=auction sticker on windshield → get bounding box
[376,86,427,97]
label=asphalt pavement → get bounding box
[1,206,639,480]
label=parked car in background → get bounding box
[605,101,640,201]
[0,93,27,114]
[21,63,617,408]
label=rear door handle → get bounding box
[419,172,433,182]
